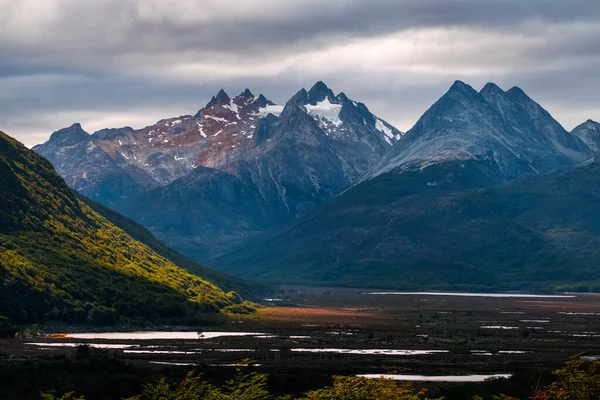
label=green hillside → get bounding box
[80,195,266,298]
[0,131,250,328]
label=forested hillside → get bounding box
[0,131,251,328]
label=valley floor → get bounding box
[2,287,600,399]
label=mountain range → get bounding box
[34,81,403,260]
[33,80,600,291]
[216,81,600,290]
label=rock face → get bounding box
[33,123,158,205]
[214,82,600,289]
[34,82,403,261]
[572,119,600,153]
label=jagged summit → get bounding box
[239,88,254,98]
[479,82,512,113]
[204,89,231,109]
[282,88,310,115]
[337,92,350,102]
[432,80,484,111]
[572,119,600,153]
[307,81,335,104]
[46,123,89,145]
[505,86,530,101]
[215,89,230,103]
[447,80,474,93]
[252,94,275,108]
[480,82,505,96]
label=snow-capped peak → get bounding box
[307,81,336,104]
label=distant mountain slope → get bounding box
[33,123,158,205]
[0,131,248,326]
[111,165,277,261]
[214,83,600,291]
[572,119,600,153]
[215,159,600,291]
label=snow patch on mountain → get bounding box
[256,105,284,117]
[197,122,207,138]
[204,115,229,123]
[305,98,343,128]
[376,119,402,145]
[224,100,239,114]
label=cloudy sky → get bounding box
[1,0,599,147]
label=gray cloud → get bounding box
[0,0,599,147]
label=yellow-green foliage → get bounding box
[40,392,85,400]
[124,370,271,400]
[300,376,440,400]
[530,356,600,400]
[0,131,246,325]
[119,372,437,400]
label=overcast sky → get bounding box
[1,0,599,147]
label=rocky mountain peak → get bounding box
[46,123,90,146]
[281,89,310,118]
[572,119,600,153]
[337,95,376,126]
[479,83,514,115]
[437,80,483,109]
[424,81,484,121]
[307,81,335,105]
[448,80,476,95]
[204,89,232,109]
[505,86,536,108]
[215,89,231,103]
[480,82,505,96]
[239,88,254,98]
[252,94,275,108]
[337,92,350,102]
